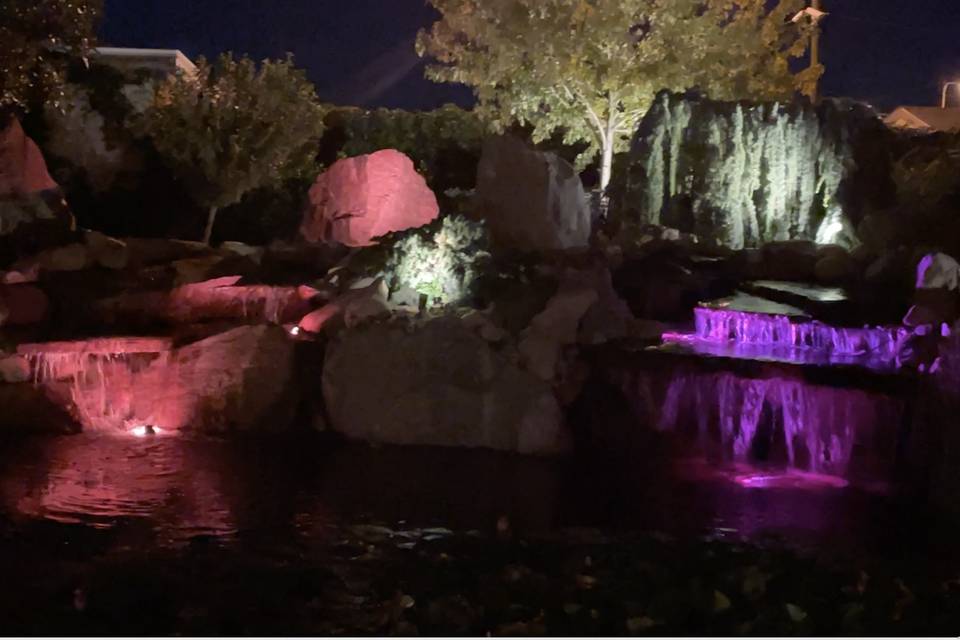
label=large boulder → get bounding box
[915,253,960,290]
[0,118,73,260]
[519,283,598,381]
[475,136,591,252]
[322,317,568,455]
[904,253,960,327]
[300,149,439,247]
[0,118,58,198]
[150,325,298,433]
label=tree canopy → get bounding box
[0,0,102,114]
[417,0,819,189]
[140,54,326,243]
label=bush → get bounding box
[319,104,485,193]
[384,214,491,307]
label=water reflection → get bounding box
[0,432,933,561]
[0,434,236,538]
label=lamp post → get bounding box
[793,1,828,104]
[810,0,822,105]
[942,82,960,109]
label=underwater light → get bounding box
[289,325,301,337]
[131,425,160,438]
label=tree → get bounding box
[0,0,102,113]
[417,0,819,190]
[140,54,325,244]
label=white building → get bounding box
[884,106,960,133]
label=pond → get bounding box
[0,430,958,634]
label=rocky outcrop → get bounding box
[475,136,591,252]
[0,118,73,260]
[322,317,568,455]
[519,284,598,381]
[152,325,298,434]
[301,149,439,247]
[0,118,58,199]
[904,253,960,328]
[95,276,316,326]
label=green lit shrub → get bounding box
[384,214,490,306]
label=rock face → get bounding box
[0,118,58,199]
[915,253,960,290]
[475,136,591,252]
[904,253,960,327]
[0,119,72,259]
[151,325,298,433]
[301,149,439,247]
[323,318,568,455]
[519,284,598,381]
[95,277,314,326]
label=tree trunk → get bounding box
[599,137,614,192]
[203,205,218,245]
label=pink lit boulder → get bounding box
[0,118,58,198]
[300,149,439,247]
[0,118,74,258]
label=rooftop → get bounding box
[884,106,960,132]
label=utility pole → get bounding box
[810,0,823,105]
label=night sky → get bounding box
[99,0,960,112]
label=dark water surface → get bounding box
[0,432,951,560]
[0,432,958,634]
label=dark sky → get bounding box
[99,0,960,112]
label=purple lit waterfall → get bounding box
[662,306,909,369]
[625,369,901,476]
[694,308,907,357]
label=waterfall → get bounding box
[689,307,909,362]
[627,369,898,476]
[21,339,172,432]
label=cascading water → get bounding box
[661,292,910,371]
[624,368,901,477]
[20,338,172,432]
[691,307,909,360]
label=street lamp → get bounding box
[942,82,960,108]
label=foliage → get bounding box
[322,104,485,192]
[417,0,817,188]
[138,53,326,242]
[384,214,490,306]
[0,0,102,113]
[620,92,883,249]
[892,132,960,211]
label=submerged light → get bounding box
[131,425,160,438]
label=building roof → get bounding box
[91,47,196,76]
[884,106,960,133]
